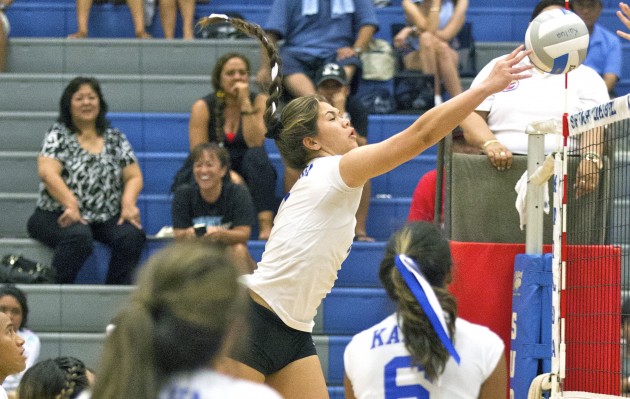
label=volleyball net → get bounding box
[547,94,630,398]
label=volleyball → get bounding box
[524,8,589,74]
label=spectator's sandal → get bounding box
[354,234,375,242]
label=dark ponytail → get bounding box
[379,222,458,381]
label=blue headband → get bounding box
[394,254,460,365]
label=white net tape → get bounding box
[568,94,630,135]
[560,392,626,399]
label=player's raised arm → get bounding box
[339,46,532,188]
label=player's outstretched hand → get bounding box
[617,2,630,41]
[481,45,533,94]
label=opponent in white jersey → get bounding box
[87,242,281,399]
[344,222,507,399]
[194,15,533,399]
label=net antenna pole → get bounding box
[549,1,572,396]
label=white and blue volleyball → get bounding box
[525,8,589,74]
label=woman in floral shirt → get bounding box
[27,76,145,284]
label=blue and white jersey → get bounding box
[158,370,281,399]
[344,313,504,399]
[76,370,282,399]
[243,155,363,332]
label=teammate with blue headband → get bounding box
[344,222,507,398]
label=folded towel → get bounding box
[302,0,355,17]
[515,155,554,230]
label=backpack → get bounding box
[393,71,435,112]
[372,0,391,7]
[359,89,396,114]
[360,39,396,81]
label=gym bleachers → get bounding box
[2,1,630,397]
[0,35,409,395]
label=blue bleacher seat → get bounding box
[136,152,188,195]
[315,288,393,335]
[367,197,412,241]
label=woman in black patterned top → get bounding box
[26,76,146,284]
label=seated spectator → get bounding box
[284,63,374,240]
[189,53,277,240]
[0,312,25,399]
[0,0,11,73]
[17,357,91,399]
[0,286,40,396]
[393,0,468,104]
[573,0,622,97]
[461,0,608,199]
[27,76,146,285]
[87,241,282,399]
[68,0,150,39]
[617,1,630,41]
[159,0,194,39]
[344,222,506,398]
[172,143,257,274]
[256,0,378,98]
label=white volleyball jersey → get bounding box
[243,156,363,332]
[471,56,609,155]
[160,369,281,399]
[344,314,505,399]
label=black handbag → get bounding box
[0,254,56,284]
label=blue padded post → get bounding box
[540,254,553,374]
[510,253,553,399]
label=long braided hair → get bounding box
[378,222,458,381]
[197,14,326,170]
[17,356,90,399]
